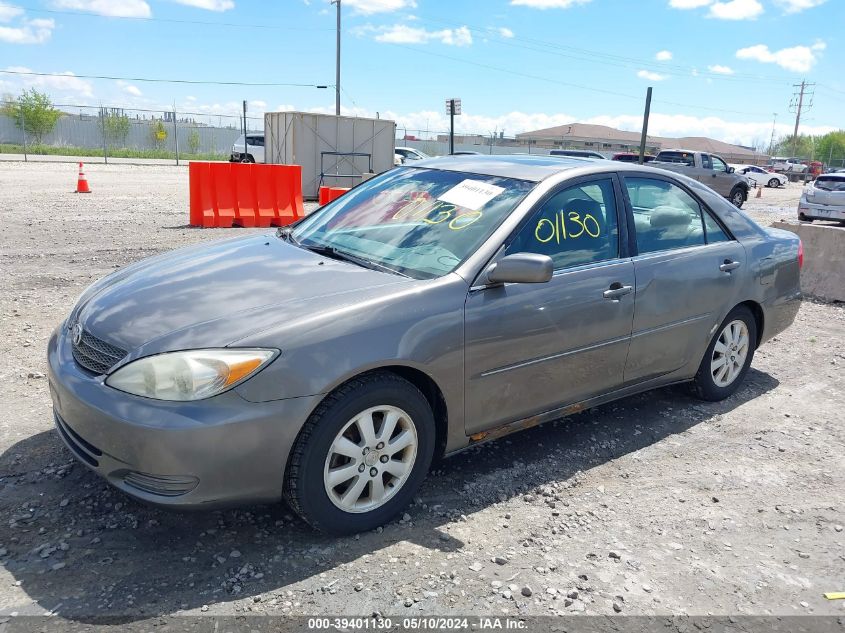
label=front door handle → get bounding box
[719,259,741,273]
[603,282,633,300]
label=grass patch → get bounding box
[0,143,228,161]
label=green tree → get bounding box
[2,88,61,144]
[187,129,201,154]
[150,120,168,150]
[773,134,814,159]
[103,112,131,147]
[816,130,845,166]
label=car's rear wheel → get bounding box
[241,155,255,163]
[284,372,435,534]
[767,178,780,188]
[729,186,746,208]
[691,306,757,401]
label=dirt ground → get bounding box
[0,162,843,621]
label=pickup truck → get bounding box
[652,149,751,208]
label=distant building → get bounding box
[516,122,767,164]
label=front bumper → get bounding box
[47,326,320,508]
[798,199,845,221]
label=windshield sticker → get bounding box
[437,179,505,211]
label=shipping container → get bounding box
[265,111,397,200]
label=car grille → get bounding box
[55,412,102,468]
[71,329,127,375]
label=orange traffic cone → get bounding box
[756,185,762,198]
[75,162,91,194]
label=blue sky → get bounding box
[0,0,842,145]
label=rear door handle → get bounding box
[603,283,633,300]
[719,260,741,273]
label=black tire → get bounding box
[729,186,746,208]
[767,178,780,188]
[691,305,757,402]
[284,372,435,535]
[798,212,813,222]
[241,155,255,163]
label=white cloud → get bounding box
[123,84,142,96]
[0,4,24,21]
[510,0,591,7]
[637,70,667,81]
[2,65,94,97]
[708,0,763,19]
[344,0,416,15]
[171,0,235,11]
[655,50,673,61]
[736,41,825,72]
[52,0,152,18]
[668,0,712,7]
[0,17,55,44]
[361,23,473,46]
[774,0,826,13]
[707,64,734,74]
[498,27,514,38]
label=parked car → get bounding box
[49,155,801,534]
[770,157,808,173]
[612,152,655,163]
[730,164,787,188]
[549,149,606,159]
[798,172,845,222]
[395,147,430,163]
[230,133,264,163]
[652,149,751,208]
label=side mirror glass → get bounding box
[486,253,553,285]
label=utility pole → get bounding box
[789,80,814,158]
[331,0,341,116]
[768,113,777,156]
[638,86,652,165]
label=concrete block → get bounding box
[772,222,845,302]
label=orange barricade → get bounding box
[319,186,350,205]
[189,162,305,228]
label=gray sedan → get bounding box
[48,156,802,534]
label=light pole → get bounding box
[331,0,341,116]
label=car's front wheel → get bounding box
[691,305,757,401]
[767,178,780,188]
[729,186,746,208]
[284,372,435,534]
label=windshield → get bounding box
[291,167,535,279]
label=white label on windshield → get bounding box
[437,179,505,211]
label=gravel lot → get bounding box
[0,162,843,621]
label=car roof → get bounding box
[411,154,607,182]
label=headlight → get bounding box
[105,349,277,401]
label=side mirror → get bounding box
[726,166,735,174]
[486,253,553,285]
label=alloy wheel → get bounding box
[711,319,750,388]
[323,405,418,513]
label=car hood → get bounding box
[76,234,411,354]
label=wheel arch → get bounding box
[736,299,764,348]
[306,365,449,460]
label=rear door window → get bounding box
[624,177,706,254]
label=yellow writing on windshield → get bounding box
[392,198,483,231]
[535,210,601,244]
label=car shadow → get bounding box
[0,369,778,621]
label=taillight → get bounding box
[798,240,804,270]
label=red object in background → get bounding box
[798,239,804,270]
[318,186,350,205]
[808,161,824,177]
[75,162,91,193]
[189,162,304,228]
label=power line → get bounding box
[386,43,772,117]
[0,69,330,88]
[0,2,333,30]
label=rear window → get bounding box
[815,176,845,192]
[657,151,695,166]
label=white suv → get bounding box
[230,134,265,163]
